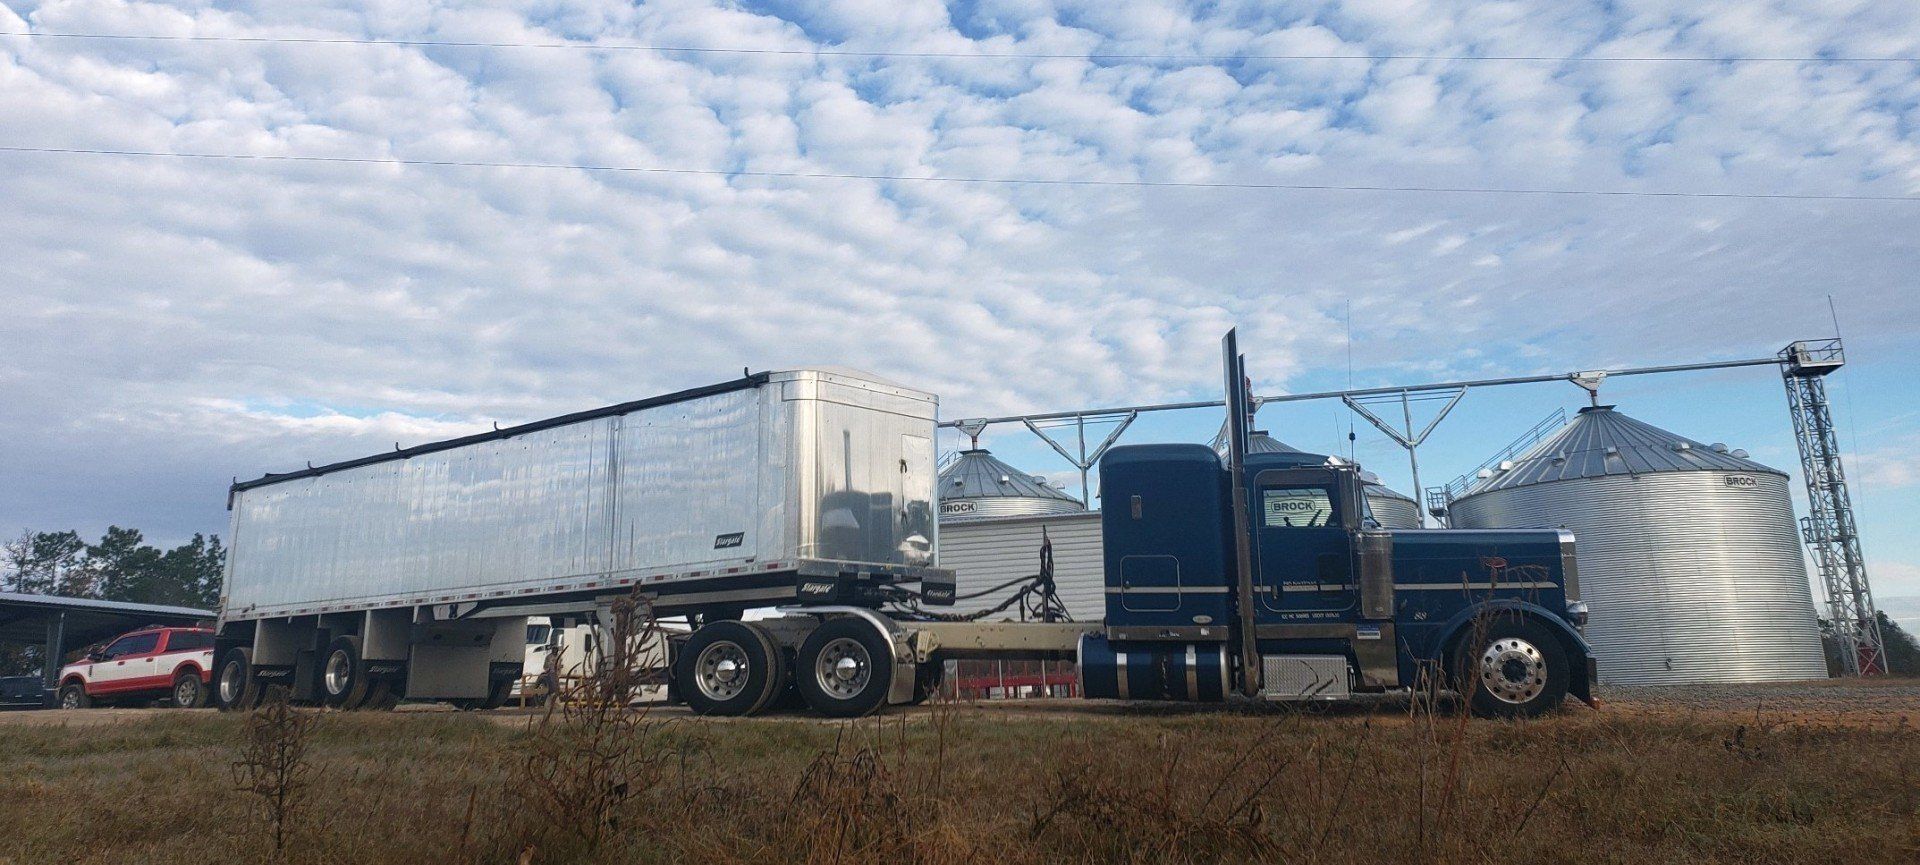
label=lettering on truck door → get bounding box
[1254,480,1357,620]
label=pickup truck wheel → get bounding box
[320,636,370,710]
[59,682,90,710]
[171,670,209,708]
[215,648,262,712]
[1453,618,1569,719]
[797,618,894,718]
[674,621,783,716]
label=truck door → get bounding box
[1251,468,1360,619]
[93,631,162,694]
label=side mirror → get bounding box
[86,651,106,662]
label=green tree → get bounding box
[2,530,90,596]
[87,526,166,603]
[1877,612,1920,676]
[3,527,224,609]
[157,533,225,609]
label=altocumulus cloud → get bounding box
[0,0,1917,543]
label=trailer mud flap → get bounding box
[1079,635,1229,702]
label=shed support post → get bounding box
[42,610,67,700]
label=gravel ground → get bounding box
[1595,677,1920,725]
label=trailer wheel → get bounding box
[215,648,262,712]
[674,621,784,716]
[320,636,371,710]
[796,617,895,718]
[1453,617,1569,719]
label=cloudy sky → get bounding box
[3,1,1918,608]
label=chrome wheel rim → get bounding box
[1478,637,1547,705]
[175,677,197,706]
[61,688,79,709]
[324,650,353,696]
[219,661,245,703]
[694,640,751,703]
[813,637,871,701]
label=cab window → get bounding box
[1261,487,1337,528]
[106,632,160,658]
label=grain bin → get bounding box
[1448,406,1826,685]
[937,449,1084,521]
[1359,472,1423,529]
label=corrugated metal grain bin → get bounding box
[1448,406,1826,685]
[937,512,1104,621]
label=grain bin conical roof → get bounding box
[1463,405,1782,497]
[940,450,1080,503]
[1246,431,1304,455]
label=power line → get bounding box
[3,30,1918,64]
[3,144,1913,202]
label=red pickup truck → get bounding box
[57,626,216,709]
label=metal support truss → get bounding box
[1019,412,1137,507]
[1781,339,1884,675]
[1341,387,1467,526]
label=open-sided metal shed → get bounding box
[0,592,212,705]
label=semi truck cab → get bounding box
[1080,443,1595,717]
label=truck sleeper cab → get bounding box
[1079,444,1593,718]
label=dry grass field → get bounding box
[2,680,1916,865]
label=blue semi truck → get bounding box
[1070,442,1594,718]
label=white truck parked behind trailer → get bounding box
[211,369,956,711]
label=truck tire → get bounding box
[59,682,91,710]
[362,679,402,711]
[215,648,262,712]
[796,617,895,718]
[320,636,371,710]
[479,676,514,710]
[1452,617,1569,719]
[674,621,784,716]
[171,670,210,708]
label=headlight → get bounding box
[1565,600,1590,629]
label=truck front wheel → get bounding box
[674,621,784,716]
[796,617,895,718]
[1453,618,1569,719]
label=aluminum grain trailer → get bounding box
[211,369,954,711]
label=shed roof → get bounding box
[0,592,212,648]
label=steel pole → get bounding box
[1401,391,1425,527]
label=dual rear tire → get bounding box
[216,640,403,712]
[673,617,899,718]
